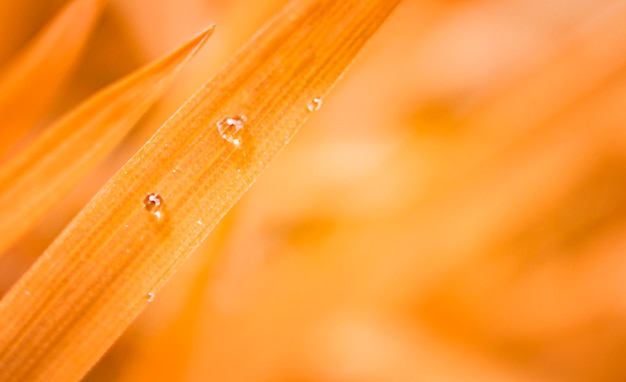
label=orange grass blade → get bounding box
[0,25,214,258]
[0,0,103,154]
[111,216,234,382]
[0,0,401,380]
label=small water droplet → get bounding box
[197,219,203,225]
[143,193,164,219]
[217,115,246,147]
[146,292,155,302]
[307,97,322,112]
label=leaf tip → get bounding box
[189,24,217,57]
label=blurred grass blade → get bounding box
[0,25,214,258]
[0,0,401,380]
[0,0,103,154]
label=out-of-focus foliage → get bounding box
[1,0,625,381]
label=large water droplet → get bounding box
[307,97,322,112]
[217,115,246,147]
[143,193,164,219]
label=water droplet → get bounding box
[197,219,203,225]
[307,97,322,112]
[217,115,246,147]
[146,292,155,302]
[143,193,164,219]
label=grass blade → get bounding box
[0,0,401,380]
[0,25,214,258]
[0,0,103,154]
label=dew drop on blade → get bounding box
[307,97,322,112]
[146,292,155,302]
[143,193,164,219]
[217,115,246,147]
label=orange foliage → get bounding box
[1,0,626,381]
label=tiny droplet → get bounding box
[197,219,203,225]
[146,292,155,302]
[217,115,247,147]
[143,193,164,219]
[307,97,322,112]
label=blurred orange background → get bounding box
[2,0,626,381]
